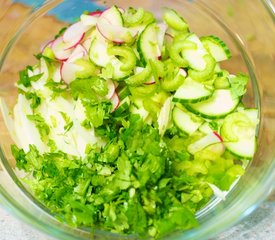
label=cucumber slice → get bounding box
[240,108,259,124]
[225,138,256,159]
[173,106,204,135]
[201,35,231,62]
[186,89,239,119]
[89,34,113,67]
[101,6,123,26]
[117,86,130,100]
[173,77,214,103]
[181,34,208,71]
[137,23,160,65]
[114,96,130,115]
[221,109,258,142]
[221,108,258,159]
[220,112,254,142]
[158,97,173,136]
[198,122,213,134]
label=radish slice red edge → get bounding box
[89,11,102,16]
[63,22,88,49]
[110,92,120,112]
[213,131,223,142]
[96,17,137,44]
[67,44,87,63]
[40,39,54,53]
[105,80,116,99]
[144,76,156,85]
[179,68,187,77]
[187,131,224,155]
[51,37,73,61]
[60,61,83,84]
[65,33,85,50]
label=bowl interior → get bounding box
[0,1,274,240]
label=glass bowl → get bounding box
[0,0,274,239]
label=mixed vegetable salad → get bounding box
[0,6,259,238]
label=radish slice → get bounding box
[110,92,120,112]
[96,17,137,43]
[0,98,19,145]
[67,44,87,63]
[100,7,123,26]
[80,14,99,27]
[60,62,83,84]
[158,97,173,136]
[105,79,116,99]
[63,22,89,49]
[82,37,92,52]
[164,32,173,45]
[67,51,85,63]
[51,37,73,61]
[40,39,54,53]
[188,131,224,155]
[179,68,187,77]
[117,7,125,14]
[89,11,102,17]
[144,77,156,85]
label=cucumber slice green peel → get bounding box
[201,35,232,62]
[185,89,240,119]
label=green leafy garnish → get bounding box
[18,66,43,88]
[230,73,249,99]
[70,77,108,103]
[25,92,41,109]
[45,80,69,99]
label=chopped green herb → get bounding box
[18,67,43,88]
[27,114,50,142]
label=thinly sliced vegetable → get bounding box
[187,131,224,155]
[100,6,123,26]
[89,34,113,67]
[201,35,231,62]
[137,23,160,65]
[186,89,239,119]
[97,17,137,44]
[173,77,214,103]
[80,14,99,27]
[173,106,204,135]
[60,61,83,84]
[224,138,256,159]
[51,37,73,61]
[110,92,120,112]
[63,21,89,49]
[221,109,258,159]
[158,97,173,136]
